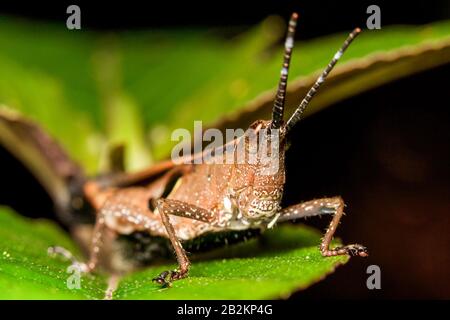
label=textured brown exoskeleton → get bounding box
[50,13,368,286]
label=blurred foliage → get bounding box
[0,207,106,299]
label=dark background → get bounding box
[0,0,449,36]
[0,0,449,299]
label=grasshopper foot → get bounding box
[346,244,369,257]
[152,269,187,287]
[321,244,369,258]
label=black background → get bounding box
[0,0,449,36]
[0,0,449,299]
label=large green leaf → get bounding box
[0,207,347,299]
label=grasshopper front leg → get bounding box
[278,197,368,257]
[150,198,215,286]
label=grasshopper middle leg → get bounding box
[278,196,368,257]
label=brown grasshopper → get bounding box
[50,13,368,286]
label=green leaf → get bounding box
[0,207,347,299]
[0,19,102,173]
[114,226,347,300]
[0,207,106,299]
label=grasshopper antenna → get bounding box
[271,12,299,130]
[285,27,361,133]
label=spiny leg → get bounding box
[278,196,368,257]
[73,168,191,274]
[49,210,108,273]
[150,198,215,286]
[49,196,163,273]
[84,194,176,271]
[84,212,107,271]
[47,246,90,273]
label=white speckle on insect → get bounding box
[334,50,343,60]
[267,213,281,229]
[223,196,232,212]
[285,37,294,49]
[305,205,313,211]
